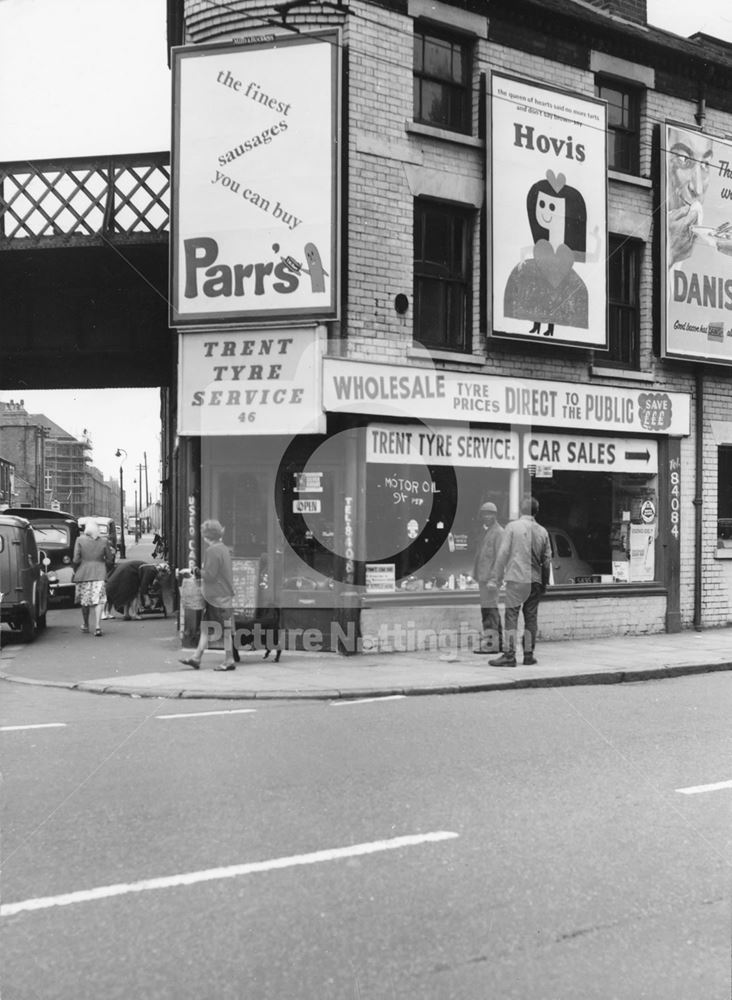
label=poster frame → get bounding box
[660,119,732,366]
[487,70,608,351]
[170,31,341,327]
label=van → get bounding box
[79,516,118,556]
[0,513,50,641]
[4,507,80,605]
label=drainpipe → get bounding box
[695,77,707,129]
[693,369,704,630]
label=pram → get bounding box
[136,564,168,618]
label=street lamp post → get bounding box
[115,449,127,558]
[134,479,140,544]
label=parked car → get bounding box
[0,513,50,642]
[78,516,118,558]
[546,526,595,585]
[4,507,80,605]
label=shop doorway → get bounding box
[200,434,351,651]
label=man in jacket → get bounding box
[473,502,504,654]
[489,496,552,667]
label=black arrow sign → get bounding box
[625,450,650,461]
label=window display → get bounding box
[365,463,511,591]
[532,469,658,583]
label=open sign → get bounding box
[292,499,322,514]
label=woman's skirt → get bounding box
[75,580,107,607]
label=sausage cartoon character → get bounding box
[280,242,328,294]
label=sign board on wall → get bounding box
[366,423,519,467]
[489,72,607,349]
[322,359,691,437]
[170,33,340,325]
[178,327,325,435]
[365,563,396,593]
[231,557,260,617]
[661,123,732,365]
[523,434,658,473]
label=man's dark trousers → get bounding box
[503,581,542,656]
[478,582,502,652]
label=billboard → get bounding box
[170,33,340,326]
[489,72,607,349]
[661,122,732,364]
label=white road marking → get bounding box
[0,723,67,732]
[331,695,407,706]
[155,709,256,720]
[676,779,732,795]
[0,831,459,917]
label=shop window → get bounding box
[532,469,658,584]
[276,437,346,591]
[595,77,640,174]
[414,200,472,352]
[604,235,640,368]
[717,446,732,548]
[413,24,471,134]
[365,461,510,592]
[219,470,268,557]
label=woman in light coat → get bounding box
[72,518,114,636]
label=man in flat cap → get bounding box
[473,501,504,654]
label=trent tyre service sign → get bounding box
[170,32,340,326]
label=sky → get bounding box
[0,388,162,489]
[0,0,730,484]
[0,0,170,484]
[646,0,732,41]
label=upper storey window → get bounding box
[414,199,472,352]
[595,78,640,174]
[413,25,471,135]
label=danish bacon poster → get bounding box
[171,32,340,326]
[489,72,607,348]
[661,123,732,365]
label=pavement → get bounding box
[2,596,732,702]
[1,534,731,701]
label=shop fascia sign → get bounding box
[366,422,519,468]
[178,326,326,436]
[170,32,340,325]
[524,433,658,473]
[322,359,691,437]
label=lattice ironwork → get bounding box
[0,153,170,249]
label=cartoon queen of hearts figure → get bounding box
[503,169,594,337]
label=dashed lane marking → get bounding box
[0,831,459,917]
[0,723,67,732]
[155,709,257,720]
[676,779,732,795]
[330,695,407,706]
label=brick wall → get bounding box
[180,0,732,636]
[361,593,666,650]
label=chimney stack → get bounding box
[583,0,647,26]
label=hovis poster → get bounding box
[490,72,607,349]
